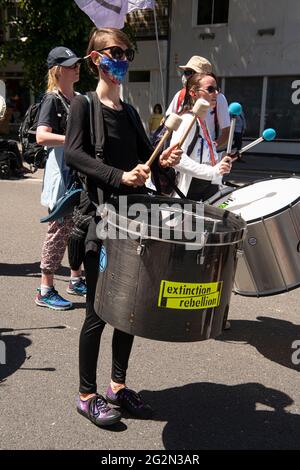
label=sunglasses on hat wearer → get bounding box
[66,62,81,70]
[97,46,135,62]
[198,85,219,94]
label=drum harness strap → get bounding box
[83,92,190,201]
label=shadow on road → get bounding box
[217,316,300,371]
[141,382,300,449]
[0,262,70,278]
[0,326,65,383]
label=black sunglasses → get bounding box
[199,85,219,94]
[97,46,135,62]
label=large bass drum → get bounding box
[94,195,245,342]
[211,177,300,297]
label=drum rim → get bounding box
[214,177,300,224]
[103,216,246,246]
[233,278,300,297]
[106,193,247,228]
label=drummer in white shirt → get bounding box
[170,71,234,331]
[166,56,230,154]
[170,72,233,202]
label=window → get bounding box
[6,2,23,40]
[129,71,150,83]
[265,77,300,140]
[225,77,263,138]
[196,0,229,25]
[126,0,168,40]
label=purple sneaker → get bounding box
[76,393,121,427]
[106,386,153,419]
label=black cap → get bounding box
[47,46,82,69]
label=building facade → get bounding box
[127,0,300,157]
[1,0,300,159]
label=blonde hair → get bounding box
[46,66,61,92]
[86,27,132,76]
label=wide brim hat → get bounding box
[179,56,212,74]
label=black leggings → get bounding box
[79,250,134,394]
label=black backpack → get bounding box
[0,139,22,179]
[19,92,69,172]
[18,100,45,171]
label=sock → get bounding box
[41,285,53,296]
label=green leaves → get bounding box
[0,0,96,94]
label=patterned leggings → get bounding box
[40,215,74,275]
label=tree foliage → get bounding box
[0,0,135,95]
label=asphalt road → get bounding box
[0,171,300,450]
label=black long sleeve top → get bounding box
[64,94,155,205]
[64,94,156,250]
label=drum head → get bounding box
[215,178,300,222]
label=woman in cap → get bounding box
[35,46,87,311]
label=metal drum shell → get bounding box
[94,199,246,342]
[234,199,300,296]
[211,178,300,297]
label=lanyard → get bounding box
[197,118,216,166]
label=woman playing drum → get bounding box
[64,27,182,428]
[171,72,233,202]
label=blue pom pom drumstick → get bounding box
[228,102,242,116]
[226,102,242,154]
[262,128,276,141]
[240,128,276,154]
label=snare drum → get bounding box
[213,178,300,297]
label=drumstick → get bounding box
[177,98,210,148]
[240,128,276,154]
[226,102,242,155]
[146,113,182,167]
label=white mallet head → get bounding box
[164,113,183,132]
[192,98,210,119]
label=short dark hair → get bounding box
[86,27,132,76]
[153,103,162,114]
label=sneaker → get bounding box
[76,393,121,427]
[35,288,73,311]
[106,386,153,419]
[224,320,231,330]
[67,278,87,297]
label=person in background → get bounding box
[148,103,163,136]
[35,46,86,311]
[232,109,246,151]
[167,56,230,154]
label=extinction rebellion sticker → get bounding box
[158,280,223,310]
